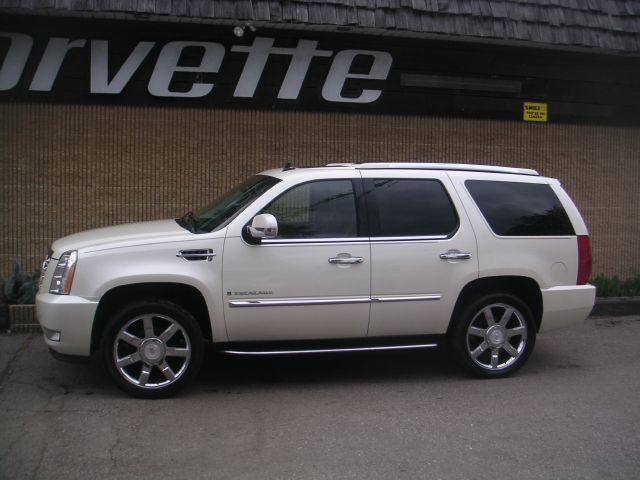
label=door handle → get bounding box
[328,256,364,265]
[439,249,472,260]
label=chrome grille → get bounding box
[40,255,51,288]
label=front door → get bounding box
[222,178,371,341]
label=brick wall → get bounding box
[1,103,638,278]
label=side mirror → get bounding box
[248,213,278,239]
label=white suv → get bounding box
[36,163,595,397]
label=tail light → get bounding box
[577,235,592,285]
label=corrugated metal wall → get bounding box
[1,103,638,278]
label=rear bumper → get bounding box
[539,284,596,332]
[36,293,98,357]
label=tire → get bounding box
[101,299,203,398]
[450,293,536,378]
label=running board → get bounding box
[222,342,439,356]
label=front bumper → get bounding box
[539,284,596,332]
[36,293,99,357]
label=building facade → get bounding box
[1,1,639,278]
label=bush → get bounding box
[590,273,640,297]
[1,261,40,305]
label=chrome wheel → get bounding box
[113,313,192,389]
[465,302,528,371]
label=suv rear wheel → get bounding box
[101,299,203,398]
[451,293,536,377]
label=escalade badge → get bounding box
[227,291,274,296]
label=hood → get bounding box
[51,219,193,256]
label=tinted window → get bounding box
[370,179,458,237]
[263,180,358,238]
[465,180,575,236]
[189,175,280,233]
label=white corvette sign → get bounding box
[0,32,393,104]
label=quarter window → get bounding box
[465,180,575,236]
[368,179,458,237]
[262,180,358,239]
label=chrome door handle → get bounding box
[328,256,364,265]
[439,249,471,260]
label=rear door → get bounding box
[361,170,478,336]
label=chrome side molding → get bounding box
[228,294,441,308]
[229,297,371,308]
[372,294,441,303]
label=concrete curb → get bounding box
[4,296,640,334]
[590,296,640,317]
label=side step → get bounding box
[222,342,440,356]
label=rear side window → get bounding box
[368,179,458,237]
[465,180,575,236]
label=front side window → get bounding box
[465,180,575,236]
[368,179,459,237]
[262,180,358,239]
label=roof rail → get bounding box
[326,162,539,176]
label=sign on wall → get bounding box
[0,32,392,105]
[523,102,548,122]
[0,15,637,124]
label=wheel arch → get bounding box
[91,282,213,354]
[448,276,543,334]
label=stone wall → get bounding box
[1,103,638,278]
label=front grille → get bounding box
[40,255,51,288]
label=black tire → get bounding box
[101,299,203,398]
[450,293,536,378]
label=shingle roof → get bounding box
[1,0,639,53]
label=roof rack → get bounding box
[326,162,539,176]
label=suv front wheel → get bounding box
[451,293,536,377]
[101,299,203,398]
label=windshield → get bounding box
[177,175,281,233]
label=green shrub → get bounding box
[590,273,640,297]
[1,261,40,305]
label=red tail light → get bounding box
[577,235,592,285]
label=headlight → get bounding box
[49,250,78,295]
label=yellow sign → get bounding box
[523,102,548,122]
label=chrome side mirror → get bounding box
[248,213,278,239]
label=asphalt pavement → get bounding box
[1,316,639,480]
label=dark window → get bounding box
[369,179,458,237]
[263,180,358,238]
[188,175,280,233]
[465,180,575,236]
